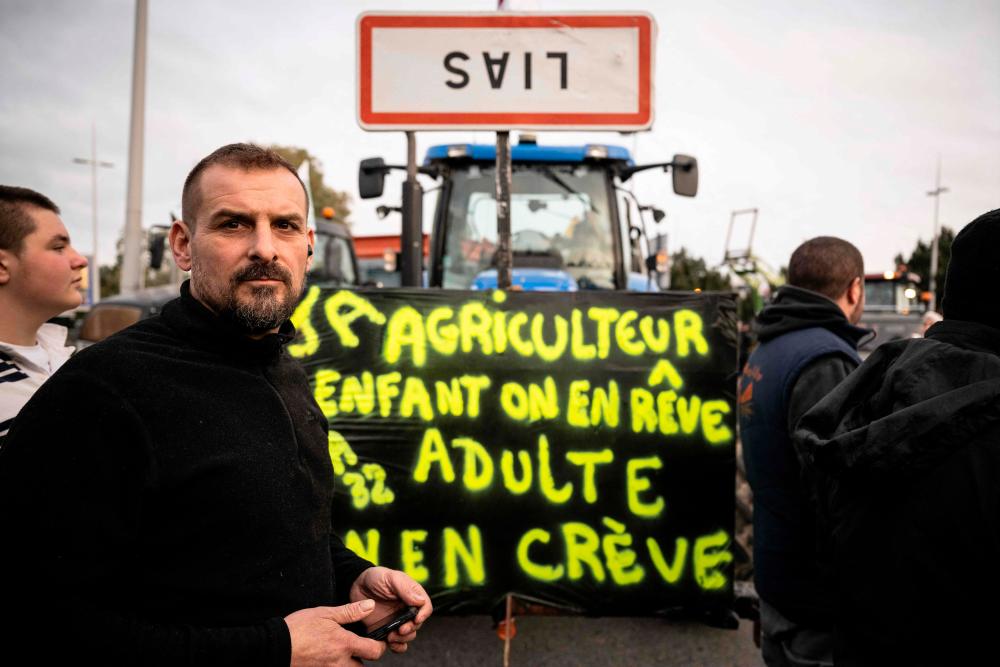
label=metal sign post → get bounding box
[400,131,423,287]
[495,131,512,290]
[502,594,514,667]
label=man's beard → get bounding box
[194,260,303,334]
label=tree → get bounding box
[268,145,352,223]
[893,226,954,295]
[669,247,730,291]
[99,262,120,299]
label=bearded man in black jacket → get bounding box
[0,144,432,666]
[796,209,1000,666]
[739,237,869,667]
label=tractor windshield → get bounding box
[440,163,615,289]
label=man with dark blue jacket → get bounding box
[739,237,869,667]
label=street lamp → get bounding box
[73,122,114,303]
[925,157,948,312]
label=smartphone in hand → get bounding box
[365,605,418,641]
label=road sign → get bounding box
[357,13,655,131]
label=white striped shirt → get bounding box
[0,324,74,443]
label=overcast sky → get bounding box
[1,0,998,277]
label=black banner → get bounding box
[290,288,738,616]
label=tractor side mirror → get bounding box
[147,224,171,270]
[148,234,166,270]
[671,154,698,197]
[359,157,387,199]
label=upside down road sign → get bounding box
[357,12,656,131]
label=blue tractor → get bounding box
[359,135,697,291]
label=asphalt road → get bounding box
[382,615,764,666]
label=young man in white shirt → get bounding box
[0,185,89,441]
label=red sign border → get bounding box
[357,13,654,130]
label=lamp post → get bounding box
[73,122,114,303]
[926,157,948,312]
[121,0,148,295]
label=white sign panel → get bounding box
[357,13,655,131]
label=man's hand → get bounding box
[349,566,433,654]
[285,599,386,666]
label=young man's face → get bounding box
[1,207,88,315]
[171,165,314,334]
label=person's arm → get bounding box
[0,370,372,666]
[331,533,374,603]
[786,354,857,436]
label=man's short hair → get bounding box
[181,143,307,230]
[787,236,864,300]
[0,185,60,254]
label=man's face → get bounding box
[0,207,88,315]
[172,165,314,335]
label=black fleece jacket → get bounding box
[0,282,371,666]
[796,320,1000,666]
